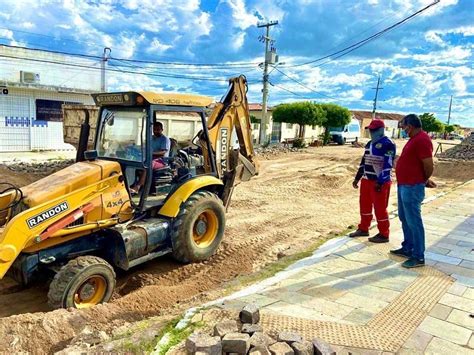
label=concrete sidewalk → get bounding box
[206,181,474,354]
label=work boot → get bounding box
[402,258,425,268]
[349,229,369,238]
[368,233,389,243]
[390,248,411,258]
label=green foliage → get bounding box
[444,124,455,134]
[317,103,351,145]
[319,103,351,128]
[273,102,326,138]
[250,115,260,124]
[419,113,444,133]
[292,138,306,148]
[319,131,331,145]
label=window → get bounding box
[155,111,201,144]
[97,108,145,162]
[350,124,360,132]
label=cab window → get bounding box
[97,108,146,162]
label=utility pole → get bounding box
[257,20,278,145]
[447,95,453,125]
[101,47,111,92]
[371,76,383,119]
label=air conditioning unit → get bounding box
[20,71,40,83]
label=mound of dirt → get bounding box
[438,134,474,160]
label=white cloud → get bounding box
[451,72,467,94]
[367,0,379,4]
[227,0,258,30]
[19,21,35,29]
[0,29,14,40]
[425,31,446,47]
[232,32,246,51]
[339,89,364,100]
[147,38,172,54]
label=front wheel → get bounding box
[47,256,116,309]
[171,191,226,263]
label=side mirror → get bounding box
[84,150,98,161]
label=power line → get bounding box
[0,53,228,82]
[0,41,259,69]
[269,81,314,100]
[286,0,440,68]
[272,67,340,101]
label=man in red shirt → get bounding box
[391,114,436,268]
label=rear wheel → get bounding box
[47,256,116,309]
[171,191,225,263]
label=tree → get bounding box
[444,124,455,134]
[419,113,444,133]
[319,103,351,144]
[272,102,326,138]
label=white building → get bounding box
[0,45,99,152]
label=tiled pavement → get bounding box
[210,181,474,354]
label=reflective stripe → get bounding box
[377,218,389,222]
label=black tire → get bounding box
[337,137,344,145]
[47,255,116,309]
[171,191,225,263]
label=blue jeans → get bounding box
[398,184,426,260]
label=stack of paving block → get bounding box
[185,304,335,355]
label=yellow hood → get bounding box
[21,160,122,207]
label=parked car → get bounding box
[448,133,464,141]
[329,119,361,145]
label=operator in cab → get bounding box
[131,121,170,194]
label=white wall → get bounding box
[0,46,101,91]
[0,87,93,151]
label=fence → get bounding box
[0,117,73,152]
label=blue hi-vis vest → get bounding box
[355,136,396,184]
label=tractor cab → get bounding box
[91,92,216,212]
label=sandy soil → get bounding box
[0,142,472,352]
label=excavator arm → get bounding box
[198,75,258,207]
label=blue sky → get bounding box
[0,0,473,127]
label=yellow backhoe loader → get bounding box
[0,75,257,309]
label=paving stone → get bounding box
[460,260,474,269]
[424,336,470,354]
[342,308,375,324]
[456,240,474,248]
[239,294,280,308]
[463,287,474,300]
[241,323,263,335]
[249,332,276,348]
[312,338,336,355]
[277,331,302,344]
[436,262,474,278]
[448,251,474,262]
[428,304,453,320]
[419,316,472,345]
[426,246,451,255]
[447,282,468,296]
[344,283,401,302]
[297,298,355,320]
[452,274,474,288]
[439,293,474,313]
[300,284,348,301]
[268,342,294,355]
[222,333,250,354]
[213,320,239,338]
[446,308,474,330]
[425,252,462,265]
[334,292,389,313]
[291,340,314,355]
[340,347,382,355]
[469,334,474,349]
[402,329,433,352]
[266,291,314,305]
[240,304,260,324]
[185,333,222,355]
[249,346,271,355]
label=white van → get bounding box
[329,118,361,145]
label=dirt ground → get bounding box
[0,141,472,352]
